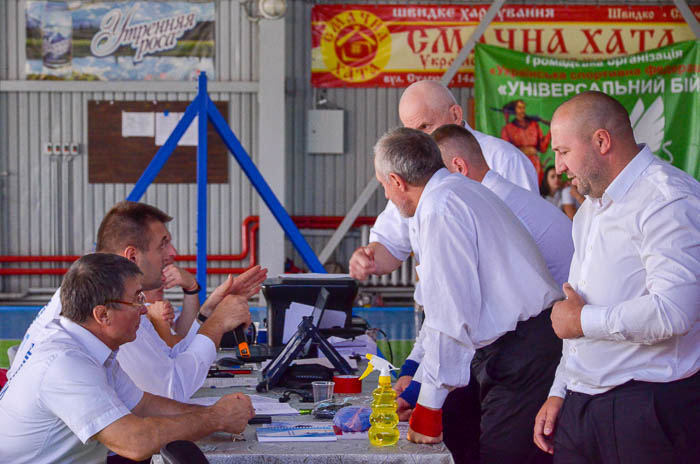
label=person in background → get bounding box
[540,166,562,207]
[560,182,584,220]
[540,166,584,220]
[367,127,561,464]
[533,91,700,463]
[500,99,552,184]
[0,253,255,464]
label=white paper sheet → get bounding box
[282,301,348,344]
[189,395,300,415]
[155,112,199,146]
[121,111,154,137]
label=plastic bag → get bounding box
[332,405,371,432]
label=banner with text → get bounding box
[474,41,700,180]
[26,1,214,80]
[311,4,700,88]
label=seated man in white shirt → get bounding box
[0,253,255,463]
[533,91,700,463]
[366,127,562,463]
[9,201,266,403]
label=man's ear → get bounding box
[123,246,138,263]
[388,172,408,192]
[593,129,612,155]
[449,104,463,125]
[92,305,110,326]
[452,157,469,177]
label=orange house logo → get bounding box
[321,10,391,83]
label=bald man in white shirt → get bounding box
[369,127,562,464]
[533,91,700,463]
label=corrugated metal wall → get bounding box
[0,0,260,293]
[1,0,697,293]
[283,0,698,272]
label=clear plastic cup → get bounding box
[311,381,335,403]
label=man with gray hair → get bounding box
[0,253,254,463]
[372,127,561,464]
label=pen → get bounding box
[299,409,312,415]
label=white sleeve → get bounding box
[368,201,412,261]
[580,195,700,344]
[413,211,478,409]
[41,351,134,444]
[117,326,216,402]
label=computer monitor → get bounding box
[262,275,358,347]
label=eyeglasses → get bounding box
[108,291,147,309]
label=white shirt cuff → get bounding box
[416,382,450,410]
[548,378,567,398]
[580,304,608,339]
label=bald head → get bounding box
[553,91,634,143]
[431,124,489,181]
[399,81,463,133]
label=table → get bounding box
[158,361,455,464]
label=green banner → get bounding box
[474,40,700,181]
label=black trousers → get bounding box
[554,371,700,464]
[470,308,562,464]
[442,379,481,464]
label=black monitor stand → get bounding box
[256,288,354,392]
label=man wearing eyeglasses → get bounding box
[0,253,255,464]
[9,201,267,405]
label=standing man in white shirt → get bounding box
[9,201,266,402]
[0,253,255,464]
[369,127,562,464]
[533,91,700,463]
[350,78,538,464]
[392,124,574,451]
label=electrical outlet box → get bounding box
[306,110,344,154]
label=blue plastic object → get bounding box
[333,406,371,432]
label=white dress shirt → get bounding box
[397,171,573,368]
[7,288,62,378]
[9,288,216,402]
[549,145,700,398]
[482,170,573,287]
[117,314,216,401]
[0,317,143,464]
[404,169,562,409]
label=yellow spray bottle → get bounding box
[359,354,400,446]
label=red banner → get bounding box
[311,4,700,87]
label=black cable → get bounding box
[375,328,393,366]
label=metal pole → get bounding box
[318,177,379,264]
[206,99,326,273]
[126,99,198,201]
[196,72,209,303]
[672,0,700,39]
[440,0,507,86]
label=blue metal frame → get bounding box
[127,73,325,302]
